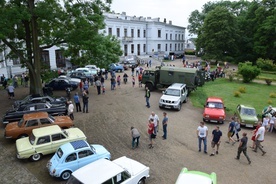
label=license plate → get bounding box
[165,106,172,109]
[210,120,218,123]
[245,124,253,128]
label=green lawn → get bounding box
[189,78,276,117]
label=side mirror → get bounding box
[162,91,165,94]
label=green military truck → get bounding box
[141,66,205,93]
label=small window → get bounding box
[78,150,93,159]
[102,178,113,184]
[65,153,77,162]
[26,120,39,127]
[51,133,66,141]
[158,30,161,38]
[37,136,50,145]
[40,118,52,125]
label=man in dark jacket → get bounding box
[82,92,89,113]
[145,87,150,108]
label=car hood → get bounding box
[113,157,149,177]
[66,128,86,139]
[54,116,73,125]
[204,108,225,116]
[92,144,110,158]
[16,137,32,153]
[240,114,258,122]
[160,95,180,102]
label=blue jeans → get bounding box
[163,124,167,139]
[83,102,88,113]
[146,97,150,107]
[132,136,140,148]
[198,136,207,152]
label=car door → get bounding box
[35,135,52,155]
[58,80,68,90]
[63,153,78,172]
[51,133,67,152]
[24,119,40,135]
[77,149,95,169]
[39,118,52,128]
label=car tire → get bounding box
[60,170,72,180]
[177,103,182,111]
[145,83,154,91]
[138,178,145,184]
[184,97,188,103]
[30,153,42,162]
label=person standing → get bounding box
[210,126,222,156]
[262,114,270,131]
[253,124,266,156]
[82,91,89,113]
[226,117,236,145]
[138,73,143,88]
[149,111,159,135]
[148,119,155,149]
[268,113,276,132]
[130,127,140,149]
[235,132,251,164]
[148,60,152,67]
[67,101,74,120]
[232,118,241,142]
[117,75,121,88]
[162,112,168,140]
[132,76,135,87]
[7,84,15,99]
[145,87,150,108]
[197,122,208,154]
[73,93,81,112]
[95,78,101,95]
[261,105,272,121]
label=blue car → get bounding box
[109,63,124,72]
[46,140,111,180]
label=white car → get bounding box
[85,65,100,72]
[75,68,97,76]
[66,156,150,184]
[58,75,81,84]
[159,83,188,111]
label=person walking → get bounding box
[268,113,276,133]
[82,91,89,113]
[226,117,236,145]
[197,122,208,154]
[145,87,150,108]
[138,72,143,88]
[149,111,159,135]
[210,126,222,156]
[148,119,155,149]
[253,123,266,156]
[95,78,101,95]
[235,132,251,164]
[162,112,168,140]
[131,127,140,149]
[73,93,81,112]
[117,75,121,88]
[232,118,241,142]
[132,76,135,87]
[7,84,15,99]
[67,101,74,120]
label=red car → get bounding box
[203,97,226,124]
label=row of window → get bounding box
[158,30,184,40]
[125,43,184,54]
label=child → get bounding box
[102,85,105,94]
[132,76,135,87]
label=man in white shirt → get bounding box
[253,124,266,156]
[67,101,74,120]
[149,111,159,135]
[196,122,208,154]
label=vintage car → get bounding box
[108,63,124,72]
[13,94,67,108]
[2,102,67,125]
[235,104,258,128]
[175,167,217,184]
[16,125,86,161]
[47,140,111,180]
[4,112,73,139]
[203,97,226,124]
[69,71,89,81]
[45,78,78,90]
[58,75,81,84]
[66,156,150,184]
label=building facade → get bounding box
[103,12,186,56]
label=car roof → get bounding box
[207,97,223,103]
[239,104,255,109]
[71,158,124,184]
[60,140,89,153]
[176,168,216,184]
[23,112,49,120]
[32,125,61,137]
[168,83,186,89]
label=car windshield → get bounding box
[29,133,35,145]
[19,95,31,104]
[18,118,24,127]
[206,102,223,109]
[45,102,52,107]
[241,108,256,116]
[49,115,55,122]
[165,89,180,96]
[62,129,68,137]
[56,148,63,159]
[90,145,96,152]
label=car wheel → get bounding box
[18,134,28,139]
[145,83,154,91]
[30,153,42,162]
[138,178,145,184]
[184,97,188,103]
[177,103,182,111]
[221,120,224,124]
[61,170,72,180]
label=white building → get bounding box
[1,12,186,71]
[103,12,186,56]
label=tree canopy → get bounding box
[0,0,122,95]
[188,0,276,63]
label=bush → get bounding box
[269,92,276,98]
[238,87,246,93]
[264,79,272,85]
[238,62,261,83]
[267,99,272,104]
[234,91,241,97]
[256,58,276,71]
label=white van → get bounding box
[66,156,150,184]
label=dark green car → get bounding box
[235,104,258,128]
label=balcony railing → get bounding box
[122,37,133,43]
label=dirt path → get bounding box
[0,60,275,184]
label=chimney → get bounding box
[169,20,172,25]
[164,18,166,23]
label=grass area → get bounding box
[257,72,276,81]
[189,78,276,117]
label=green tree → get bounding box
[196,6,238,62]
[238,62,261,83]
[0,0,122,95]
